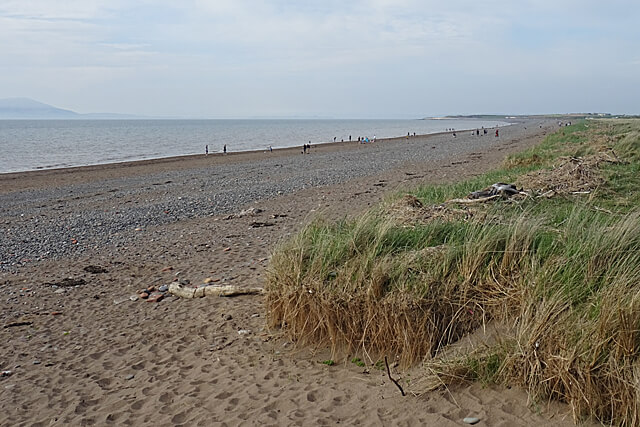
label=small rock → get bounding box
[223,247,231,252]
[54,289,65,294]
[223,314,233,321]
[147,293,164,303]
[146,286,156,292]
[139,292,149,299]
[1,370,12,377]
[463,417,480,425]
[83,265,108,274]
[250,313,260,318]
[161,266,174,272]
[125,374,135,380]
[32,360,41,365]
[237,329,251,335]
[129,296,139,302]
[158,285,168,292]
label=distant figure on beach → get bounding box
[373,134,376,142]
[484,128,488,135]
[303,144,307,154]
[223,144,227,154]
[205,145,208,156]
[413,132,416,136]
[453,132,456,138]
[333,137,336,142]
[349,135,351,141]
[269,145,273,152]
[495,129,499,137]
[476,129,480,136]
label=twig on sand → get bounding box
[385,356,406,396]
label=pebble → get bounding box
[129,295,139,301]
[146,293,164,303]
[54,289,65,294]
[158,284,168,292]
[32,360,41,365]
[1,370,12,377]
[237,329,251,335]
[463,417,480,425]
[125,374,135,380]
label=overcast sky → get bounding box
[1,0,638,118]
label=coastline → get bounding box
[0,118,513,177]
[0,123,516,193]
[0,117,578,426]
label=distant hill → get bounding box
[0,98,142,119]
[0,98,79,119]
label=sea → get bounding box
[0,118,511,174]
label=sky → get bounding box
[0,0,638,118]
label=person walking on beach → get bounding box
[205,145,208,156]
[495,129,499,137]
[223,144,227,154]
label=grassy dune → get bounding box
[265,119,640,424]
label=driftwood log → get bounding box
[168,282,265,298]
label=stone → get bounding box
[129,296,139,302]
[158,285,168,292]
[125,374,135,380]
[1,370,12,377]
[146,293,164,303]
[463,417,480,425]
[32,360,41,365]
[139,292,149,299]
[237,329,251,335]
[54,289,65,294]
[161,266,174,272]
[83,265,108,274]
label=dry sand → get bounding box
[1,121,584,426]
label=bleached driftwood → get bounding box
[445,195,500,204]
[168,282,265,299]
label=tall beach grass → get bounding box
[265,119,640,424]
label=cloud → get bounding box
[0,0,638,116]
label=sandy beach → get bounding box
[1,119,583,426]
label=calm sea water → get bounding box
[0,118,510,174]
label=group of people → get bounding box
[452,127,498,138]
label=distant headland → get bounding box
[0,98,141,119]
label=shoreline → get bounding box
[0,120,514,178]
[0,124,518,194]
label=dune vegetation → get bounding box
[265,119,640,425]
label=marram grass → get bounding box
[265,119,640,425]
